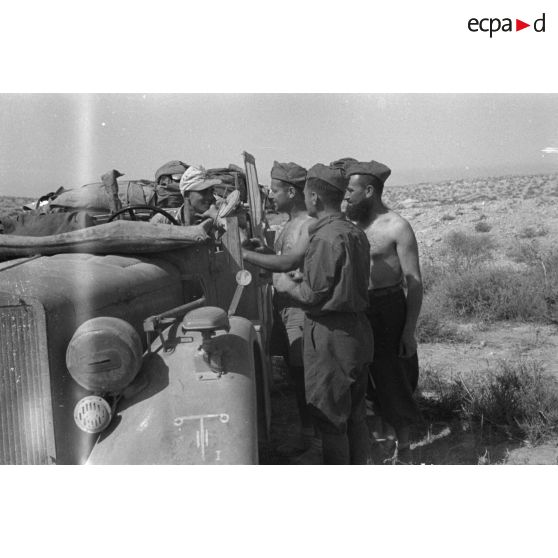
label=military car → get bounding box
[0,152,274,465]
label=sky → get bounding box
[1,93,558,198]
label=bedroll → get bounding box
[50,180,157,212]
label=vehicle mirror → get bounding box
[235,269,252,286]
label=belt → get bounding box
[369,283,403,298]
[305,310,362,320]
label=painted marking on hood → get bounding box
[174,413,229,462]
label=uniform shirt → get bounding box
[149,205,219,226]
[149,205,186,225]
[298,213,370,316]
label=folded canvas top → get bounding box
[0,220,211,258]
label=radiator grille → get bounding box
[0,295,56,464]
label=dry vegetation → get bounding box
[386,172,558,462]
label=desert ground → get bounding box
[2,172,558,464]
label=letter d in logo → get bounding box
[534,13,546,32]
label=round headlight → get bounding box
[66,317,143,393]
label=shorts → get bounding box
[303,312,373,433]
[272,301,305,368]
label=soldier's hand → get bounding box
[197,205,219,221]
[275,273,295,293]
[241,237,274,254]
[241,238,260,251]
[398,329,417,358]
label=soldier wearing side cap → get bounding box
[150,165,221,226]
[154,160,189,208]
[274,164,373,465]
[344,160,423,461]
[242,162,318,456]
[329,157,358,172]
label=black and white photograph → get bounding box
[2,93,558,466]
[1,1,557,556]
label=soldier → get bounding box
[274,164,373,465]
[242,161,317,456]
[344,160,423,460]
[154,160,189,208]
[151,165,220,226]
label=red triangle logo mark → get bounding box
[516,19,530,31]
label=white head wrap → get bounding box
[179,164,207,195]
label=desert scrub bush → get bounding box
[540,248,558,313]
[506,239,541,264]
[518,224,548,239]
[441,267,548,321]
[427,232,557,323]
[418,360,558,445]
[441,230,495,271]
[474,221,492,233]
[417,365,466,420]
[464,360,558,444]
[420,261,447,294]
[417,296,469,343]
[505,242,558,315]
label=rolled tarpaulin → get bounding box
[50,180,157,211]
[0,220,211,257]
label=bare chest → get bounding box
[365,225,397,258]
[275,218,306,255]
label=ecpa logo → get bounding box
[468,13,546,37]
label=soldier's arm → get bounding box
[275,236,339,306]
[242,221,310,272]
[395,219,423,357]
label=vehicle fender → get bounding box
[86,315,263,464]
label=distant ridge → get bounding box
[384,173,558,208]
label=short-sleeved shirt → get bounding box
[297,213,370,316]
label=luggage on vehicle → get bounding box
[0,210,95,237]
[206,165,247,201]
[50,180,157,212]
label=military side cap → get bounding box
[345,160,392,184]
[155,160,189,182]
[307,163,348,192]
[270,161,307,188]
[329,157,358,172]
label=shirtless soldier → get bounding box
[242,161,317,456]
[344,160,423,458]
